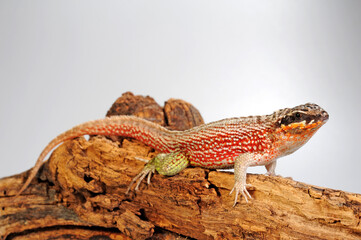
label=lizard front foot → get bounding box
[230,182,253,207]
[231,153,256,206]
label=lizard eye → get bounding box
[280,115,294,125]
[295,112,301,118]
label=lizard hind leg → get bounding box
[126,152,189,194]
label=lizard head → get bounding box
[273,103,329,155]
[276,103,329,132]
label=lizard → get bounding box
[17,103,329,206]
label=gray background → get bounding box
[1,1,360,193]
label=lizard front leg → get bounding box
[126,152,189,194]
[265,160,277,176]
[230,153,255,206]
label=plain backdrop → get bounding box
[1,1,360,194]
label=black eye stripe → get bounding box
[276,103,326,128]
[280,112,315,126]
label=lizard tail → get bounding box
[17,115,178,196]
[17,132,71,196]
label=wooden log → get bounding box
[1,93,360,239]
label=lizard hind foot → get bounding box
[125,153,172,194]
[125,152,189,195]
[125,164,155,194]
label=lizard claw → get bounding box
[126,165,155,194]
[230,182,253,207]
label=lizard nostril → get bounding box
[321,111,329,120]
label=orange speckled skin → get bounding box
[274,121,325,159]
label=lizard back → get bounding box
[171,116,275,168]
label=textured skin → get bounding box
[18,103,329,206]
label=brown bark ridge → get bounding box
[0,92,360,240]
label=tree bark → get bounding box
[1,93,360,240]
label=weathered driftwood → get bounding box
[1,93,360,240]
